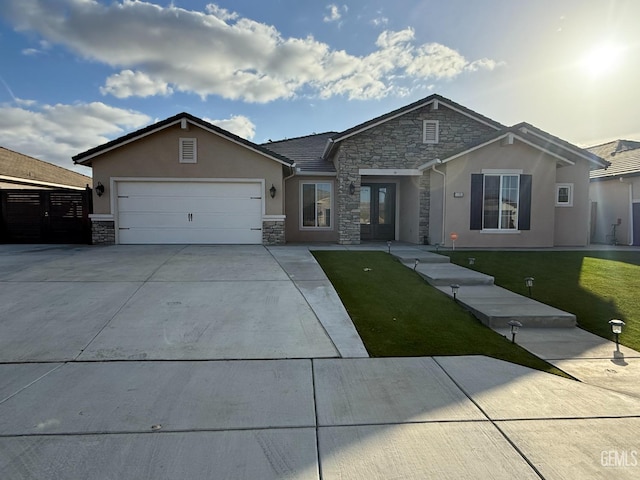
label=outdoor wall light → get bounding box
[609,319,625,351]
[524,277,535,297]
[450,284,460,301]
[387,241,392,254]
[508,320,523,344]
[95,182,105,197]
[414,258,420,270]
[269,184,276,198]
[349,181,356,195]
[468,257,475,265]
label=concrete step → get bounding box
[392,251,450,264]
[408,262,495,286]
[435,285,577,328]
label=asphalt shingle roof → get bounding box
[588,140,640,179]
[0,146,91,189]
[263,132,337,173]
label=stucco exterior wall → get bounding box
[332,103,497,244]
[554,160,591,246]
[90,124,284,216]
[442,141,557,248]
[284,176,339,243]
[589,177,638,245]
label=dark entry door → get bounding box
[360,183,396,241]
[633,203,640,246]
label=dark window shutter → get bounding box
[470,174,484,230]
[518,174,532,230]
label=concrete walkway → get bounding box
[2,244,640,478]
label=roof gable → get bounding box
[323,93,504,158]
[73,113,295,167]
[437,125,608,169]
[1,146,91,189]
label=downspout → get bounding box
[628,181,634,246]
[431,160,445,245]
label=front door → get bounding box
[360,183,396,241]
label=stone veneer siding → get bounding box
[91,220,115,245]
[262,220,286,245]
[334,103,497,244]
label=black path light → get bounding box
[414,258,420,270]
[387,241,392,254]
[468,257,475,265]
[508,320,523,344]
[608,319,625,352]
[450,284,460,301]
[524,277,535,297]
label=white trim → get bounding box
[555,183,574,207]
[263,215,286,221]
[358,168,421,176]
[179,137,197,163]
[517,125,608,168]
[481,230,522,234]
[482,168,523,174]
[442,133,575,166]
[89,214,114,221]
[295,170,338,177]
[418,158,442,171]
[75,117,293,167]
[423,120,439,144]
[299,181,334,231]
[0,175,88,190]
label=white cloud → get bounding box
[1,1,502,102]
[371,17,389,27]
[0,101,150,173]
[324,4,344,23]
[204,114,256,140]
[100,70,173,98]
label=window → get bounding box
[483,174,519,230]
[556,183,573,206]
[470,173,532,231]
[423,120,439,144]
[301,183,332,228]
[179,138,197,163]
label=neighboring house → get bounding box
[1,146,90,190]
[73,94,609,247]
[1,146,93,244]
[588,140,640,245]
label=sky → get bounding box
[0,0,639,176]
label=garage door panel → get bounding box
[120,227,262,245]
[116,181,264,245]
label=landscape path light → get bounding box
[468,257,475,265]
[608,319,625,352]
[508,320,523,344]
[414,258,419,270]
[525,277,534,297]
[450,284,460,301]
[387,241,392,254]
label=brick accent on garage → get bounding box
[91,220,115,245]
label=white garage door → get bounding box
[117,181,263,244]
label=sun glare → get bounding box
[580,43,625,77]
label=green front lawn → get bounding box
[445,250,640,351]
[313,251,570,377]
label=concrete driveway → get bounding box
[2,245,640,479]
[0,244,357,361]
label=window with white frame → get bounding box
[423,120,439,144]
[555,183,573,206]
[301,182,332,228]
[483,174,520,230]
[179,138,197,163]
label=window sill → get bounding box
[481,229,521,234]
[555,204,573,207]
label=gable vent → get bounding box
[179,138,197,163]
[423,120,439,144]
